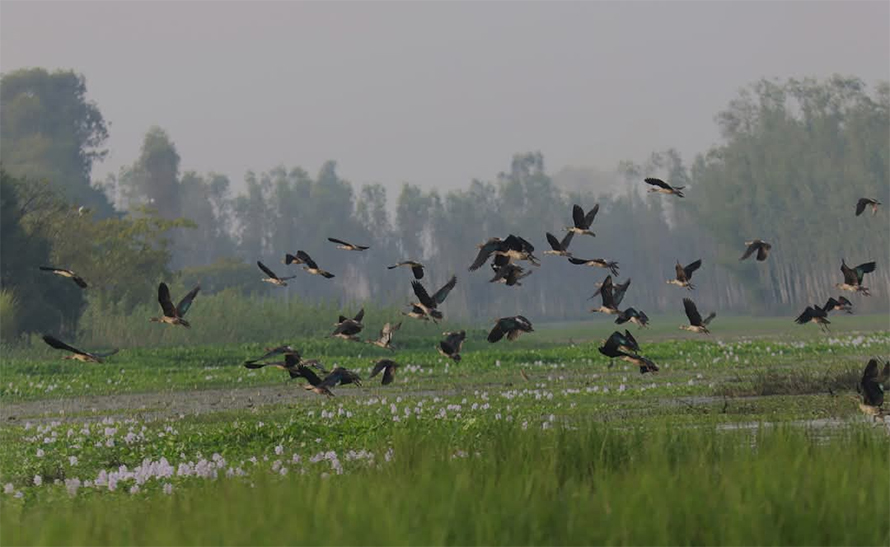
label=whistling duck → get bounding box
[615,307,649,328]
[39,267,88,289]
[543,232,575,257]
[590,275,620,315]
[822,296,853,314]
[328,237,370,251]
[294,250,335,278]
[437,330,466,362]
[366,322,401,351]
[487,315,534,343]
[369,359,399,385]
[42,334,118,363]
[568,257,620,276]
[257,261,296,287]
[411,275,457,321]
[490,262,532,286]
[150,283,200,328]
[855,198,881,217]
[837,260,876,296]
[644,177,685,197]
[739,240,772,262]
[566,204,599,237]
[680,298,713,334]
[667,259,702,290]
[794,305,830,332]
[387,261,425,280]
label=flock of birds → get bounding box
[36,180,886,417]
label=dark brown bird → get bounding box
[328,237,369,251]
[411,275,457,322]
[437,330,466,361]
[566,203,599,237]
[667,259,702,290]
[294,250,335,279]
[258,261,296,287]
[568,257,620,276]
[822,296,853,314]
[837,260,875,296]
[490,261,532,286]
[488,316,534,343]
[369,359,399,385]
[739,240,772,262]
[598,331,658,374]
[858,358,889,419]
[387,261,424,279]
[794,305,830,332]
[589,275,620,315]
[150,283,200,328]
[680,298,713,334]
[543,231,574,257]
[644,177,685,197]
[42,334,118,363]
[855,198,881,216]
[591,276,631,307]
[39,267,88,289]
[331,308,365,341]
[615,307,649,328]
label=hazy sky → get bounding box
[2,1,888,195]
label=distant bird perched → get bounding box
[680,298,714,334]
[257,261,296,287]
[794,305,830,332]
[437,330,466,362]
[411,275,457,322]
[387,261,425,280]
[566,203,599,237]
[369,359,399,386]
[615,307,650,328]
[837,260,876,296]
[855,198,881,217]
[591,276,631,307]
[644,177,685,197]
[293,250,335,279]
[150,283,200,328]
[568,257,620,276]
[328,237,369,251]
[543,232,575,257]
[42,334,118,363]
[667,259,702,290]
[589,275,620,315]
[487,315,534,343]
[858,358,889,419]
[489,262,532,287]
[331,308,365,341]
[739,240,772,262]
[822,296,853,314]
[366,322,401,351]
[597,331,658,374]
[39,266,88,289]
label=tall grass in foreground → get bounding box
[3,422,887,546]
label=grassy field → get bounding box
[1,317,888,545]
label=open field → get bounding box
[1,319,889,545]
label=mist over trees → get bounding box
[1,68,887,342]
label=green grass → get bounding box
[2,421,887,546]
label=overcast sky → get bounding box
[2,1,888,195]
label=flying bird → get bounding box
[490,262,532,286]
[39,267,88,289]
[597,332,658,374]
[437,330,466,362]
[402,304,431,322]
[566,204,599,237]
[568,257,620,276]
[366,322,401,351]
[283,253,305,265]
[328,237,369,251]
[589,275,620,315]
[387,261,425,280]
[822,296,853,314]
[855,198,881,217]
[591,277,631,307]
[615,307,650,328]
[42,334,118,363]
[496,235,540,266]
[243,352,303,377]
[680,298,713,334]
[667,259,702,290]
[150,283,200,328]
[294,250,335,279]
[287,364,334,397]
[245,345,301,366]
[543,232,575,257]
[739,240,772,262]
[411,275,457,322]
[331,308,365,341]
[837,260,876,296]
[369,359,399,386]
[487,316,534,343]
[794,305,830,332]
[257,261,296,287]
[858,358,889,419]
[644,177,685,197]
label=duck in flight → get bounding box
[150,283,200,328]
[667,259,702,290]
[366,322,401,351]
[437,330,467,362]
[739,240,772,262]
[568,257,620,276]
[39,267,88,289]
[293,250,335,279]
[543,232,574,257]
[794,304,830,332]
[855,198,881,217]
[680,298,715,334]
[644,177,685,197]
[328,237,369,251]
[837,260,875,296]
[257,261,296,287]
[487,315,534,343]
[410,275,457,322]
[369,359,399,386]
[42,334,118,363]
[566,203,599,237]
[387,261,424,280]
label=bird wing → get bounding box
[702,312,717,326]
[856,198,868,216]
[296,364,323,386]
[546,232,562,251]
[571,204,585,228]
[756,244,770,261]
[739,243,757,261]
[157,283,178,318]
[822,298,839,312]
[469,241,499,271]
[284,253,303,265]
[515,235,535,252]
[600,276,616,308]
[568,257,589,265]
[257,261,279,280]
[487,319,509,343]
[369,360,387,379]
[382,363,396,385]
[838,296,852,306]
[683,298,703,326]
[623,330,640,352]
[432,275,457,304]
[411,281,435,308]
[71,274,88,288]
[840,261,857,285]
[42,334,89,357]
[644,177,671,190]
[675,262,686,281]
[353,308,365,323]
[855,262,876,283]
[613,279,631,307]
[176,286,201,317]
[683,259,702,279]
[582,203,599,228]
[559,231,574,250]
[328,237,352,247]
[296,251,318,270]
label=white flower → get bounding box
[36,449,45,458]
[33,475,42,486]
[69,456,78,466]
[163,483,173,495]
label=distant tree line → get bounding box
[1,68,887,341]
